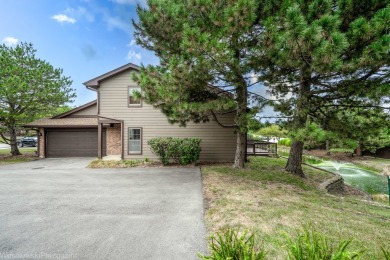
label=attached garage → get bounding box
[22,103,109,159]
[45,129,106,157]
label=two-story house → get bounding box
[25,63,237,162]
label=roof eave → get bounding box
[52,100,97,119]
[83,63,140,88]
[23,125,98,128]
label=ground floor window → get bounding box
[128,128,142,154]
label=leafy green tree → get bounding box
[0,42,75,155]
[38,105,74,118]
[133,0,264,168]
[257,0,390,176]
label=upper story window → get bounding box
[128,86,142,106]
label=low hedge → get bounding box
[278,138,292,147]
[148,137,201,165]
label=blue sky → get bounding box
[0,0,158,106]
[1,0,276,119]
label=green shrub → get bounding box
[178,138,201,165]
[148,137,173,165]
[148,137,201,165]
[279,138,292,147]
[284,226,364,260]
[304,155,323,165]
[198,228,266,260]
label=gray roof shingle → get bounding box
[24,118,98,128]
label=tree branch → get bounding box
[322,104,390,109]
[214,109,236,115]
[0,132,10,145]
[210,111,237,128]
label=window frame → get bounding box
[128,86,142,107]
[128,127,142,155]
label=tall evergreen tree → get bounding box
[133,0,264,168]
[257,0,390,176]
[326,108,390,154]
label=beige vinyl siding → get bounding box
[67,103,97,117]
[99,69,236,162]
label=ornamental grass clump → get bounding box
[284,226,364,260]
[198,228,266,260]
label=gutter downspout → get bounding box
[86,85,101,159]
[121,120,124,160]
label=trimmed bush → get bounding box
[278,138,292,147]
[178,138,202,165]
[198,228,266,260]
[148,137,173,165]
[148,137,201,165]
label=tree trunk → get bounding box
[234,130,246,168]
[285,67,311,177]
[9,127,21,156]
[356,141,363,156]
[233,76,248,169]
[285,140,305,177]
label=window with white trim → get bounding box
[128,86,142,106]
[128,128,142,154]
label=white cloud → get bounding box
[2,37,18,46]
[51,14,76,24]
[127,50,141,61]
[65,7,94,22]
[104,15,132,35]
[128,39,136,47]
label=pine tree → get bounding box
[133,0,264,168]
[256,0,390,176]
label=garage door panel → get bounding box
[46,129,106,157]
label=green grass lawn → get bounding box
[202,157,390,259]
[0,147,38,165]
[88,159,156,168]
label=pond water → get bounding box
[313,161,388,195]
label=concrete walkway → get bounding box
[0,159,206,260]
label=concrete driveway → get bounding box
[0,159,207,260]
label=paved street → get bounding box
[0,143,10,150]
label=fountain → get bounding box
[312,160,388,195]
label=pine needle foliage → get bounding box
[256,0,390,176]
[132,0,266,168]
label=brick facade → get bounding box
[38,128,45,158]
[106,124,121,155]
